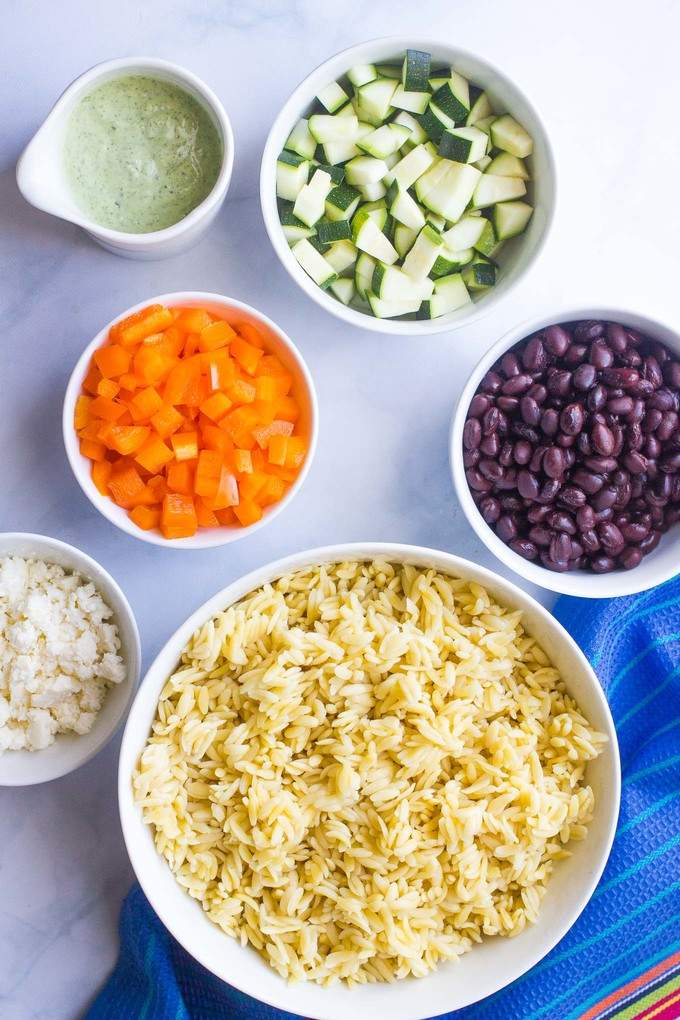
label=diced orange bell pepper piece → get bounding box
[91,460,112,496]
[79,419,104,441]
[252,419,294,450]
[150,404,184,439]
[97,378,120,400]
[195,497,220,528]
[233,449,252,474]
[82,364,102,395]
[166,461,195,495]
[99,424,151,456]
[74,395,92,430]
[200,391,232,422]
[89,396,126,422]
[254,376,278,402]
[235,322,265,348]
[251,400,277,426]
[116,306,174,347]
[130,386,164,421]
[161,493,197,539]
[133,345,175,386]
[163,356,201,405]
[231,336,263,376]
[257,354,289,378]
[214,508,236,525]
[198,320,236,352]
[233,499,263,527]
[147,474,167,502]
[258,475,286,507]
[275,396,300,422]
[267,434,288,467]
[239,471,268,501]
[135,435,174,474]
[285,436,307,469]
[175,308,212,334]
[118,372,141,392]
[194,449,222,499]
[129,505,161,531]
[94,345,131,378]
[222,406,260,442]
[201,423,233,455]
[228,378,256,405]
[211,467,239,510]
[171,431,198,461]
[108,464,147,509]
[80,438,107,462]
[205,351,237,391]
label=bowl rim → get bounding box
[260,35,557,335]
[118,540,620,1018]
[16,56,235,246]
[62,291,319,549]
[0,530,141,786]
[450,305,680,597]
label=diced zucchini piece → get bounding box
[417,104,455,144]
[276,150,310,201]
[375,64,402,79]
[317,218,353,244]
[389,186,426,230]
[391,143,437,189]
[381,150,401,186]
[442,213,487,250]
[292,238,338,289]
[372,262,434,301]
[325,238,358,273]
[431,73,470,123]
[392,110,428,145]
[438,127,487,164]
[394,223,419,258]
[425,212,446,231]
[356,78,398,122]
[330,277,355,304]
[418,272,471,318]
[490,114,534,158]
[402,49,431,92]
[316,81,350,113]
[322,140,359,165]
[279,203,315,244]
[348,64,377,88]
[416,161,481,222]
[286,119,316,160]
[466,91,493,126]
[358,123,411,159]
[462,257,497,291]
[308,113,359,144]
[367,293,422,318]
[345,156,389,186]
[351,199,388,234]
[430,247,474,277]
[402,223,444,279]
[293,169,333,227]
[493,200,533,239]
[390,84,431,114]
[486,153,530,180]
[355,252,377,298]
[313,162,345,184]
[358,181,388,201]
[309,236,330,254]
[353,217,399,264]
[473,219,501,257]
[472,173,526,208]
[474,115,497,136]
[475,155,492,172]
[325,184,361,221]
[428,75,450,93]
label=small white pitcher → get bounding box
[16,57,235,260]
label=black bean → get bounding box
[573,363,597,390]
[520,395,541,425]
[557,433,576,448]
[497,395,520,413]
[509,538,539,560]
[466,468,493,492]
[658,411,679,441]
[499,442,514,467]
[528,505,552,523]
[548,509,577,534]
[463,418,481,450]
[479,496,501,523]
[638,530,661,555]
[529,525,552,546]
[543,446,564,479]
[512,422,540,444]
[591,554,617,573]
[564,344,588,366]
[581,529,600,554]
[550,532,572,565]
[468,394,491,418]
[620,547,643,570]
[576,505,597,531]
[626,423,643,451]
[643,408,663,433]
[518,469,540,500]
[598,522,625,555]
[660,451,680,472]
[541,408,560,436]
[522,337,547,372]
[590,341,614,370]
[547,368,572,397]
[572,469,604,494]
[649,388,675,411]
[496,515,517,542]
[463,448,480,468]
[479,459,504,482]
[483,407,501,435]
[513,440,533,465]
[480,433,501,458]
[481,370,502,394]
[592,422,615,456]
[663,361,680,388]
[574,320,605,341]
[544,324,571,356]
[559,486,587,510]
[501,352,521,378]
[605,322,628,353]
[539,479,562,503]
[624,451,647,475]
[528,383,548,403]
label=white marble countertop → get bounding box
[2,1,680,1017]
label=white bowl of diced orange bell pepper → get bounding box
[62,292,318,548]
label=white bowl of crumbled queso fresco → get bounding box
[0,533,141,786]
[118,543,619,1019]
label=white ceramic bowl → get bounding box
[63,292,318,549]
[118,542,619,1020]
[451,308,680,597]
[0,532,141,786]
[16,57,234,259]
[261,37,556,335]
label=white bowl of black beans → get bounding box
[451,309,680,597]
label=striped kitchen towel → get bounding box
[88,576,680,1020]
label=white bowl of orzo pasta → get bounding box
[119,543,619,1019]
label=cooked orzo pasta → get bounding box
[133,559,606,986]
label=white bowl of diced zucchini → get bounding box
[261,37,556,334]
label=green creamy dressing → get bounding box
[63,75,222,233]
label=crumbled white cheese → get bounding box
[0,556,126,753]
